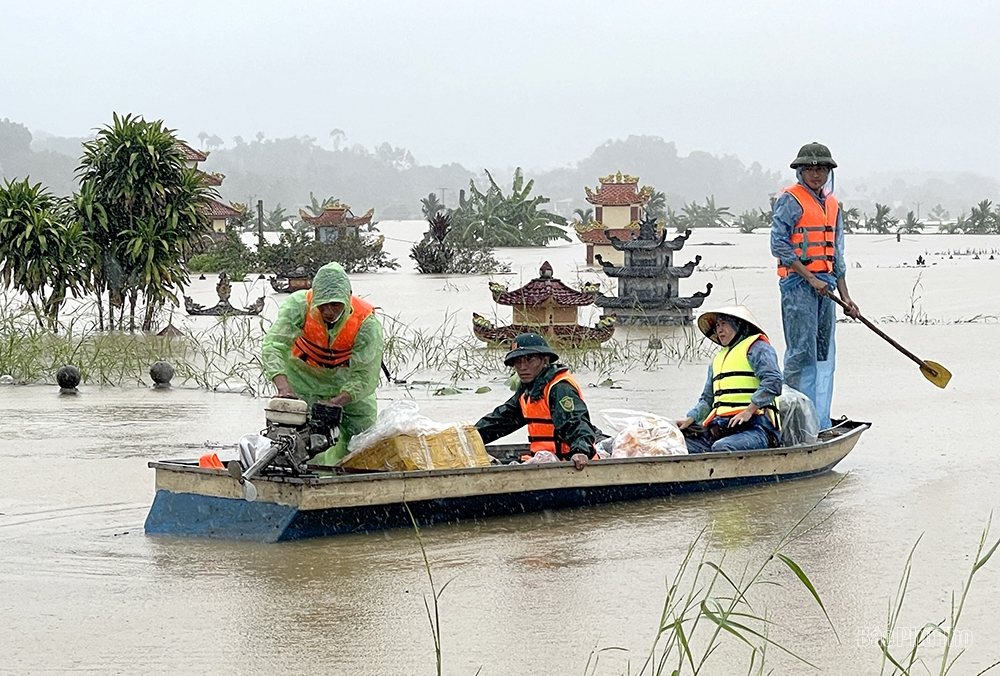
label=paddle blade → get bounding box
[920,360,952,389]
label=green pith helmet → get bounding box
[503,332,559,366]
[790,142,838,169]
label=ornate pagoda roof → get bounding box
[575,222,641,244]
[178,142,209,163]
[299,200,375,227]
[199,171,224,187]
[608,228,692,251]
[205,199,242,219]
[584,171,653,206]
[492,262,599,307]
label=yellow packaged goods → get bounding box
[338,425,490,472]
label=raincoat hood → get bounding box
[311,262,352,308]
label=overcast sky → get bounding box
[4,0,1000,179]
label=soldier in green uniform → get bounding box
[475,333,601,470]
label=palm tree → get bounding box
[645,190,667,223]
[965,200,999,234]
[573,207,594,225]
[421,192,444,218]
[77,113,213,331]
[866,203,897,234]
[927,204,949,226]
[899,211,922,234]
[842,206,862,234]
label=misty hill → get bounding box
[3,116,999,221]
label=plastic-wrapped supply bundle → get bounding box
[338,400,491,471]
[600,409,688,458]
[778,385,819,447]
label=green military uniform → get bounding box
[475,363,600,459]
[261,262,383,463]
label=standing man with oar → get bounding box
[771,142,861,428]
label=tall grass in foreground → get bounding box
[0,297,268,392]
[406,483,1000,675]
[0,296,715,389]
[879,516,1000,676]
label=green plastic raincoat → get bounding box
[262,262,383,463]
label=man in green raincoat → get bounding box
[262,262,384,463]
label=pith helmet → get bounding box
[503,332,559,366]
[697,306,766,345]
[790,142,838,169]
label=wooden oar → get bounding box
[829,295,951,388]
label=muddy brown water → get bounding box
[2,229,999,674]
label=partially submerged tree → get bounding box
[899,211,922,234]
[449,168,569,247]
[259,229,398,275]
[865,203,898,234]
[420,192,445,219]
[0,179,93,329]
[77,113,213,331]
[409,211,507,274]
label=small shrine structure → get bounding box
[179,142,241,233]
[299,200,375,242]
[184,271,265,316]
[473,262,615,346]
[574,171,653,267]
[594,217,712,325]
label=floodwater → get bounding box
[2,225,1000,675]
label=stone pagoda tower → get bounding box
[594,216,712,325]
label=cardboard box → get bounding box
[338,425,491,472]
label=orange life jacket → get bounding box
[292,292,375,369]
[777,183,838,278]
[520,371,585,457]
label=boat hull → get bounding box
[144,421,868,542]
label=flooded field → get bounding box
[2,226,1000,674]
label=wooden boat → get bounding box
[143,420,869,542]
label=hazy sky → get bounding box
[4,0,1000,179]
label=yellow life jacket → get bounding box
[704,333,779,428]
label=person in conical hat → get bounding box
[677,306,783,453]
[770,142,861,429]
[475,333,602,470]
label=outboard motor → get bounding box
[262,397,342,472]
[229,398,342,501]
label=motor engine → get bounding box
[259,397,342,475]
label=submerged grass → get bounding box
[1,295,715,390]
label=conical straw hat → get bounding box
[697,305,766,345]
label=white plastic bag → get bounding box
[778,386,819,447]
[600,409,688,457]
[346,400,449,454]
[238,434,271,468]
